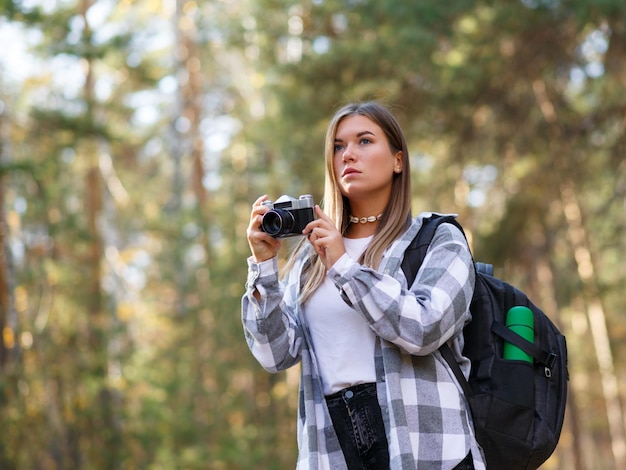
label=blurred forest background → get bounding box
[0,0,624,468]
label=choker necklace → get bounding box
[349,214,383,224]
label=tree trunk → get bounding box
[81,1,118,467]
[533,78,626,469]
[535,258,584,469]
[560,181,626,469]
[0,112,13,368]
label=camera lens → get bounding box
[262,209,294,237]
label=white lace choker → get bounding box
[349,214,382,224]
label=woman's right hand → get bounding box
[247,195,283,262]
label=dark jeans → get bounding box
[325,382,474,470]
[326,383,390,470]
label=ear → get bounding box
[393,151,403,173]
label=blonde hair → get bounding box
[285,101,412,302]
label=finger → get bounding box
[250,195,266,214]
[309,235,325,255]
[248,214,262,232]
[306,228,322,248]
[249,226,282,247]
[306,225,328,241]
[313,205,332,222]
[303,207,333,234]
[253,194,269,207]
[250,198,272,227]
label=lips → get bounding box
[342,167,360,177]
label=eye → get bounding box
[360,138,372,145]
[334,144,344,152]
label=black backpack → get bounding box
[401,214,568,470]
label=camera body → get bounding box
[261,194,315,238]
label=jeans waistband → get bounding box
[325,382,377,403]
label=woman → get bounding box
[243,102,485,469]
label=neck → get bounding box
[345,222,377,238]
[346,196,388,238]
[349,200,387,220]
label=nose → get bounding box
[342,143,356,162]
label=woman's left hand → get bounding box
[304,206,346,269]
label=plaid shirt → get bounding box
[242,213,486,469]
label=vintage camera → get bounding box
[261,194,315,238]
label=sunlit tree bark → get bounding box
[533,79,626,470]
[0,104,14,369]
[560,181,626,469]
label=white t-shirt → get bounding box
[303,236,376,396]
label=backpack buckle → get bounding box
[544,353,557,377]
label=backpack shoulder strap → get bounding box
[401,214,476,396]
[440,342,474,397]
[400,214,464,287]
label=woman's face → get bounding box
[333,114,402,204]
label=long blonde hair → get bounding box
[286,101,412,302]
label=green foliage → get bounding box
[0,0,625,468]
